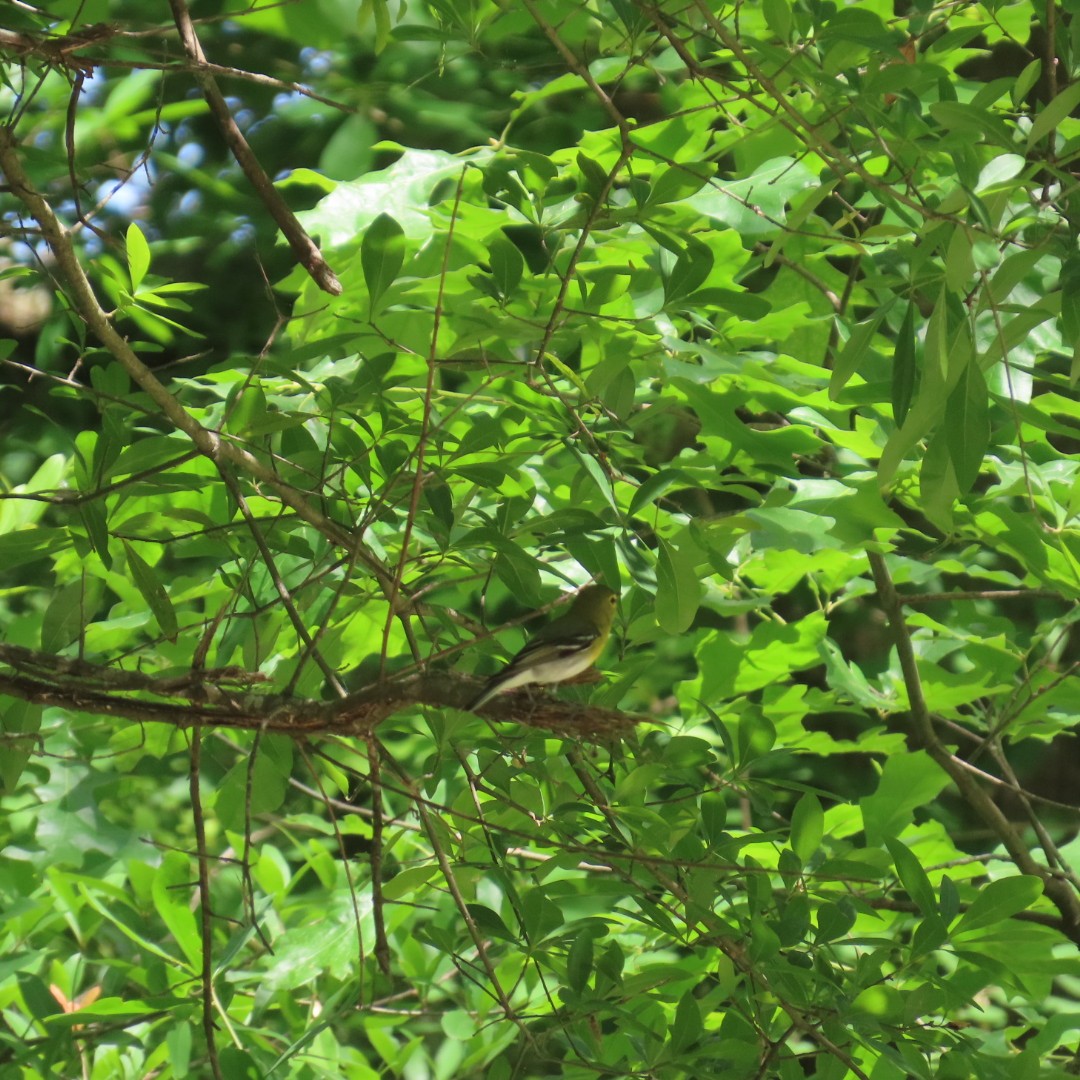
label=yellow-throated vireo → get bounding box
[467,584,619,711]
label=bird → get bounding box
[466,584,619,711]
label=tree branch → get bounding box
[0,125,394,598]
[868,550,1080,942]
[166,0,341,296]
[0,656,638,742]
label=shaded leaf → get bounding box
[791,793,823,863]
[361,212,405,314]
[886,837,937,917]
[944,358,989,494]
[655,535,700,633]
[953,876,1044,936]
[122,540,178,642]
[891,300,916,426]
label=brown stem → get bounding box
[367,734,392,979]
[867,550,1080,942]
[0,665,639,740]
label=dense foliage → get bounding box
[1,1,1079,1077]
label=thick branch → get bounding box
[0,661,638,742]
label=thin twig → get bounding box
[367,734,391,980]
[190,726,225,1080]
[868,550,1080,942]
[218,467,346,696]
[379,170,469,675]
[0,125,395,597]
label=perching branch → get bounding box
[0,653,638,742]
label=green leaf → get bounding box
[46,997,161,1024]
[646,163,713,206]
[976,152,1026,192]
[465,904,515,941]
[126,222,150,291]
[520,889,563,940]
[1026,80,1080,148]
[358,0,391,53]
[382,864,438,901]
[0,697,41,792]
[664,237,713,308]
[687,156,816,238]
[891,300,916,426]
[885,837,937,917]
[567,442,617,510]
[911,913,950,957]
[944,224,974,292]
[927,24,989,54]
[861,751,950,845]
[655,535,700,633]
[493,547,543,603]
[763,0,791,40]
[1059,254,1080,343]
[944,358,989,494]
[699,790,728,847]
[0,527,69,569]
[299,149,485,245]
[1011,60,1041,109]
[166,1022,192,1077]
[440,1009,476,1040]
[790,793,823,863]
[736,710,776,766]
[152,853,202,969]
[829,300,894,398]
[361,212,405,314]
[919,427,959,532]
[122,540,178,642]
[546,353,590,397]
[669,990,703,1053]
[576,151,610,201]
[851,985,904,1023]
[566,927,594,994]
[79,502,112,570]
[41,580,99,652]
[815,901,856,942]
[488,236,524,299]
[215,737,293,829]
[952,876,1044,936]
[627,468,683,518]
[929,101,1012,147]
[940,874,960,925]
